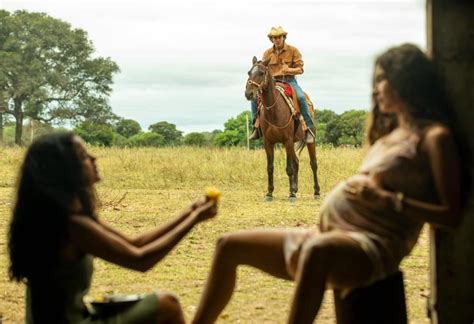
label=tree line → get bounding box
[0,109,368,148]
[0,9,368,148]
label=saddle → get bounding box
[255,82,315,131]
[275,82,315,118]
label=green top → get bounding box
[26,255,93,323]
[25,255,158,323]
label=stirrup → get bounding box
[249,128,261,140]
[305,129,315,143]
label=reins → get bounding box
[261,109,294,129]
[247,62,293,129]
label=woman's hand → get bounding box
[191,197,218,222]
[344,178,392,211]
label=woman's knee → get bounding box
[156,293,184,324]
[215,233,240,255]
[300,237,336,268]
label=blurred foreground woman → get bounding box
[192,44,468,324]
[9,132,217,323]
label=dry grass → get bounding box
[0,146,430,323]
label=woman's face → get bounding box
[373,65,401,114]
[73,136,100,185]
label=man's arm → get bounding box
[283,47,304,75]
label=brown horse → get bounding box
[245,56,321,201]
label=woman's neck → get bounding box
[396,104,419,131]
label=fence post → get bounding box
[246,112,250,150]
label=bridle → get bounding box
[246,63,269,90]
[246,63,278,109]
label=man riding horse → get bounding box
[249,26,315,143]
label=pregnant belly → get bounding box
[319,175,375,232]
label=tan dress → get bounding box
[285,127,435,287]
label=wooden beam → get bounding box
[427,1,474,323]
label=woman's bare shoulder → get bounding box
[421,123,455,154]
[425,123,451,137]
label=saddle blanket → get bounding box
[256,83,315,118]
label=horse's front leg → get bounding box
[307,143,321,199]
[285,141,299,201]
[264,142,275,202]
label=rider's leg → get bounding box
[288,80,315,142]
[250,99,258,124]
[288,80,314,129]
[192,229,294,324]
[249,99,261,140]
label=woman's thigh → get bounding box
[300,231,374,290]
[218,228,310,280]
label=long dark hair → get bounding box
[367,43,471,203]
[9,132,97,282]
[367,43,457,143]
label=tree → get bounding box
[148,121,183,146]
[214,111,262,148]
[115,118,141,138]
[324,110,368,146]
[202,129,222,146]
[74,121,115,146]
[183,132,207,147]
[324,116,342,146]
[315,122,327,145]
[337,110,368,146]
[128,132,165,147]
[315,109,338,124]
[314,109,338,145]
[0,10,120,145]
[213,130,241,147]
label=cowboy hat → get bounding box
[267,26,288,38]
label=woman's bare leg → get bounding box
[287,232,374,324]
[156,293,185,324]
[192,229,297,324]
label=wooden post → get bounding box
[427,1,474,323]
[0,112,3,144]
[246,112,250,150]
[0,91,4,144]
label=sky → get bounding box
[2,0,426,133]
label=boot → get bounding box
[305,129,315,143]
[249,127,261,140]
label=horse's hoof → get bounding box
[314,194,321,200]
[288,195,297,203]
[265,195,273,202]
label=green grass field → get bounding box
[0,146,430,323]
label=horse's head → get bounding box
[245,56,271,101]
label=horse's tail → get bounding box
[293,118,306,155]
[296,138,306,155]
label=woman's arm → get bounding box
[96,200,198,247]
[345,126,461,228]
[68,198,217,272]
[399,126,461,226]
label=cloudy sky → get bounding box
[2,0,426,133]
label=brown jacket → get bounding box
[262,43,304,77]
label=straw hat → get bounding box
[267,26,288,38]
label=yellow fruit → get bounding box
[206,187,221,202]
[94,295,105,303]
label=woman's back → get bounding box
[26,255,93,323]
